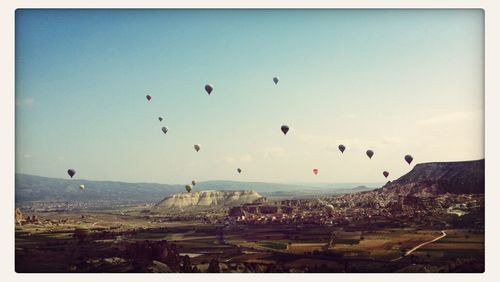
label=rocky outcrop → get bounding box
[379,159,484,196]
[334,159,485,208]
[151,190,264,212]
[15,208,23,225]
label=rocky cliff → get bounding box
[334,159,484,208]
[378,159,484,196]
[151,190,264,212]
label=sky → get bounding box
[15,9,484,184]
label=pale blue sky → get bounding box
[15,9,484,184]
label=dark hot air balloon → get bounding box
[162,126,168,134]
[185,185,192,193]
[67,169,76,178]
[366,150,374,159]
[191,180,196,186]
[383,171,389,178]
[205,84,213,95]
[313,168,319,175]
[281,125,289,135]
[158,117,163,122]
[237,168,242,174]
[273,77,279,85]
[194,144,201,152]
[405,154,413,165]
[146,95,152,101]
[338,144,346,154]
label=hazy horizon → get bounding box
[15,9,484,184]
[16,171,386,188]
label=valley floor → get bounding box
[15,210,484,273]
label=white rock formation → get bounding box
[152,190,263,211]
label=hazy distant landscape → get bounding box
[16,160,484,273]
[15,173,380,204]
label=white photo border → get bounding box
[2,1,498,282]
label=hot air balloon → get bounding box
[162,126,168,134]
[146,95,152,101]
[158,117,163,122]
[79,184,85,190]
[281,125,289,135]
[205,84,213,95]
[273,77,279,85]
[405,154,413,165]
[67,169,76,178]
[338,144,346,154]
[185,185,192,193]
[366,150,374,159]
[383,171,389,178]
[191,180,196,186]
[237,168,242,174]
[324,204,334,216]
[194,144,201,152]
[313,168,319,175]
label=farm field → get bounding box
[15,210,484,273]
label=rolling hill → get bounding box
[15,173,378,204]
[15,173,184,204]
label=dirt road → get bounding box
[391,230,447,262]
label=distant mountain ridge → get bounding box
[196,180,381,191]
[15,173,184,204]
[15,173,378,204]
